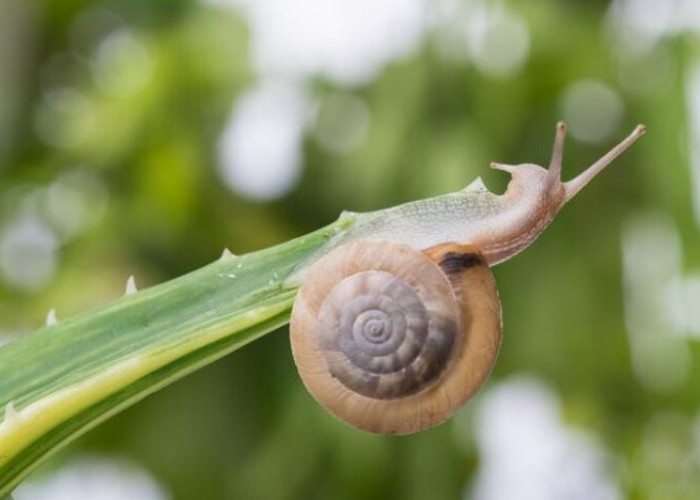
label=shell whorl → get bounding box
[290,240,502,435]
[317,261,457,400]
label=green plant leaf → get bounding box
[0,220,345,496]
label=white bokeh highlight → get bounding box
[313,93,370,155]
[432,0,530,78]
[93,29,153,97]
[0,214,59,293]
[214,0,426,86]
[464,3,530,78]
[469,377,621,500]
[685,62,700,229]
[561,80,625,144]
[621,212,695,393]
[217,80,309,200]
[14,456,169,500]
[44,170,109,240]
[608,0,700,56]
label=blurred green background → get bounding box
[2,0,700,498]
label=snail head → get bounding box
[490,122,646,212]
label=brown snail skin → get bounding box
[289,122,646,434]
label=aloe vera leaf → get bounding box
[0,220,345,496]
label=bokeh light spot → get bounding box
[0,214,58,293]
[432,1,530,78]
[466,4,530,78]
[217,80,310,200]
[34,88,97,149]
[207,0,426,85]
[93,29,153,97]
[469,377,621,500]
[622,212,692,393]
[44,170,109,240]
[561,80,625,144]
[313,93,370,155]
[14,455,169,500]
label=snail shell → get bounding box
[290,240,502,434]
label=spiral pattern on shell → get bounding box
[317,267,457,400]
[290,240,502,435]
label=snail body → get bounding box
[320,123,646,266]
[290,123,646,434]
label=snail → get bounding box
[290,122,646,434]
